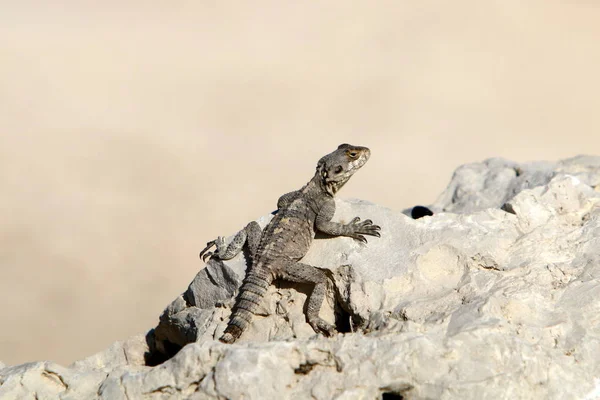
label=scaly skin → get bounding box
[199,144,381,343]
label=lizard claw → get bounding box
[347,217,381,242]
[352,234,368,244]
[199,237,228,262]
[199,240,216,262]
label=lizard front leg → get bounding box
[315,198,381,243]
[199,221,262,262]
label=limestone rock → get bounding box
[2,156,600,400]
[70,334,150,371]
[431,155,600,213]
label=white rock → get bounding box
[2,156,600,399]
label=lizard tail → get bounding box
[220,271,273,344]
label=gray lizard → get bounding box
[199,144,380,344]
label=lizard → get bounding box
[199,143,381,344]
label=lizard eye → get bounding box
[334,166,343,174]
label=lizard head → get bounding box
[316,144,371,196]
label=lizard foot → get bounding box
[347,217,381,243]
[309,318,336,337]
[199,240,216,262]
[199,237,227,262]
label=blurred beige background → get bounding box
[1,1,599,366]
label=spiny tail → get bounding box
[220,270,272,344]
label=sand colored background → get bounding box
[1,1,599,366]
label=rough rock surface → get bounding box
[2,156,600,399]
